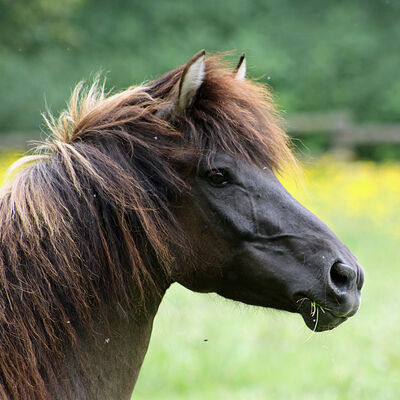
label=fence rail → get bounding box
[0,131,41,150]
[1,111,400,151]
[286,110,400,150]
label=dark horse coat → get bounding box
[0,51,363,399]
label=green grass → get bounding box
[134,214,400,399]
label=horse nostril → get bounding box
[329,262,357,293]
[357,265,365,291]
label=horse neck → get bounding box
[53,295,164,400]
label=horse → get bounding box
[0,50,364,399]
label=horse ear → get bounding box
[234,53,246,81]
[177,50,206,110]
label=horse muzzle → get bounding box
[297,261,364,332]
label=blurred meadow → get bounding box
[1,0,400,399]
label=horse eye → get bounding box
[207,170,229,187]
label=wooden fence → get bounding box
[286,110,400,151]
[0,131,41,150]
[1,111,400,152]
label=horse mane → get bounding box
[0,55,296,399]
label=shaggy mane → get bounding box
[0,55,296,399]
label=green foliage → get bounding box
[0,0,86,53]
[291,132,332,157]
[356,143,400,162]
[0,0,399,132]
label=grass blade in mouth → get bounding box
[304,300,328,342]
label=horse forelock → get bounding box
[0,53,297,399]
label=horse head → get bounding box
[160,51,364,332]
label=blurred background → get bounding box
[1,1,399,399]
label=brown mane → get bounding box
[0,55,296,399]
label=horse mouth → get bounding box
[296,298,348,332]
